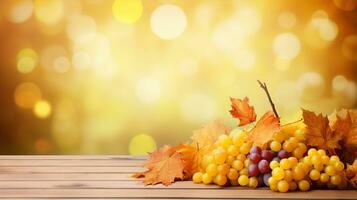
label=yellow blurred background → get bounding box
[0,0,356,155]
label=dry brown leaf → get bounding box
[230,97,257,126]
[347,160,357,182]
[303,109,343,155]
[139,145,185,186]
[248,111,280,148]
[191,119,231,155]
[176,143,200,179]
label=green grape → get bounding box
[320,173,329,183]
[206,163,218,176]
[317,149,326,156]
[311,155,322,165]
[329,155,340,164]
[293,165,305,181]
[298,180,310,191]
[294,129,305,141]
[218,134,232,148]
[325,165,335,176]
[249,177,259,188]
[240,143,250,155]
[321,155,329,165]
[227,145,239,156]
[201,155,213,169]
[192,172,203,183]
[284,169,293,182]
[298,143,307,153]
[217,164,229,175]
[307,148,317,157]
[309,169,320,181]
[292,148,304,159]
[244,159,251,167]
[288,137,299,149]
[272,167,285,180]
[227,168,238,180]
[270,160,280,169]
[280,158,291,170]
[213,150,227,164]
[288,157,298,167]
[330,174,342,185]
[289,181,298,191]
[238,175,249,186]
[236,154,246,161]
[214,174,227,186]
[334,161,344,172]
[270,141,282,152]
[226,155,235,165]
[240,167,248,176]
[314,163,324,172]
[232,160,244,171]
[268,176,278,187]
[202,173,213,184]
[277,180,289,193]
[283,141,294,152]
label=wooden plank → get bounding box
[0,188,355,199]
[0,180,224,189]
[0,166,143,173]
[0,159,143,166]
[0,173,136,181]
[0,155,146,160]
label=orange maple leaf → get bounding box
[248,111,280,148]
[139,145,185,186]
[303,109,343,155]
[191,119,231,154]
[347,160,357,182]
[176,143,200,179]
[230,97,257,126]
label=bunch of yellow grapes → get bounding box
[192,129,258,187]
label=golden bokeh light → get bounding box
[150,4,187,40]
[112,0,143,24]
[16,48,38,73]
[66,15,97,43]
[8,0,33,23]
[14,82,42,109]
[33,100,52,119]
[34,0,64,25]
[273,33,301,60]
[297,72,325,101]
[136,77,161,103]
[129,134,157,155]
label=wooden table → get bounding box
[0,156,356,199]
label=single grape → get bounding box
[293,165,305,181]
[277,180,289,192]
[227,145,239,157]
[249,153,261,164]
[297,143,307,152]
[206,163,218,176]
[329,155,340,164]
[249,177,259,188]
[320,173,329,183]
[292,148,304,159]
[213,150,227,164]
[270,140,282,152]
[236,154,246,161]
[298,180,310,191]
[311,155,322,165]
[278,150,289,159]
[325,165,335,176]
[288,157,298,167]
[307,148,317,157]
[272,167,284,180]
[263,173,271,186]
[272,157,281,162]
[192,172,203,183]
[214,174,227,186]
[270,160,280,169]
[268,176,278,187]
[217,164,230,175]
[309,169,320,181]
[248,164,260,177]
[289,181,298,191]
[321,155,329,165]
[250,146,262,155]
[244,159,251,167]
[218,134,232,148]
[202,173,213,184]
[227,168,239,180]
[261,150,274,161]
[240,167,248,176]
[258,159,270,173]
[314,163,324,172]
[240,143,251,155]
[284,169,293,182]
[280,158,291,170]
[226,155,235,165]
[317,149,326,156]
[238,175,249,186]
[283,141,294,152]
[232,160,244,171]
[330,174,342,185]
[334,161,344,172]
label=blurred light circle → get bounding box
[313,19,338,41]
[296,72,325,101]
[53,56,71,73]
[342,35,357,61]
[333,0,357,11]
[312,10,328,19]
[16,48,38,73]
[34,0,64,25]
[136,78,161,103]
[33,100,52,119]
[234,6,261,36]
[66,15,97,43]
[274,58,291,71]
[112,0,143,24]
[150,4,187,40]
[278,11,296,28]
[333,80,357,107]
[273,33,301,60]
[72,51,91,70]
[332,75,348,91]
[181,93,215,123]
[179,58,198,76]
[8,0,33,23]
[129,134,157,155]
[14,82,42,109]
[40,45,67,70]
[235,50,256,70]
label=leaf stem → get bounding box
[257,80,280,119]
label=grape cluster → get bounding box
[192,123,349,193]
[192,129,252,186]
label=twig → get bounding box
[257,80,280,119]
[281,118,303,127]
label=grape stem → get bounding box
[281,118,303,127]
[257,80,280,120]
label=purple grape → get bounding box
[277,150,289,159]
[248,164,260,177]
[261,150,274,161]
[272,157,281,162]
[263,173,271,186]
[258,159,270,174]
[250,146,262,154]
[249,153,261,164]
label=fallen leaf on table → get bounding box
[230,97,257,126]
[248,111,280,148]
[176,143,200,179]
[303,109,343,155]
[136,145,185,186]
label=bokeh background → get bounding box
[0,0,356,155]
